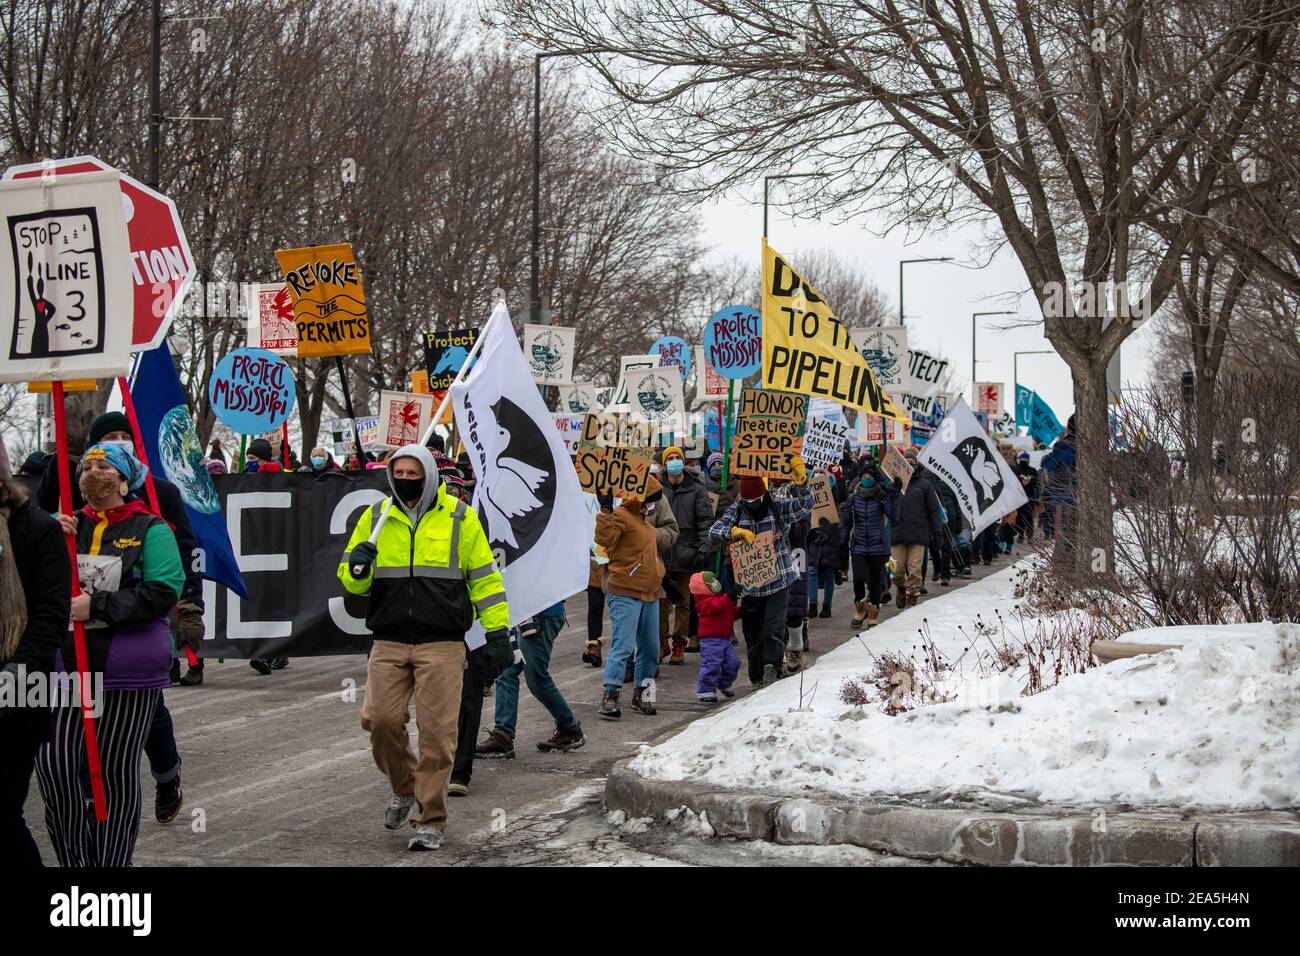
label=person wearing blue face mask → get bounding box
[839,460,900,629]
[657,446,715,663]
[300,446,337,474]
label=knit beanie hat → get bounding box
[737,475,766,499]
[247,438,274,461]
[706,451,724,473]
[689,571,722,596]
[88,411,131,445]
[663,445,684,463]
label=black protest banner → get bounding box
[199,471,389,658]
[423,328,479,390]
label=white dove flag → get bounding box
[450,301,589,636]
[919,397,1027,536]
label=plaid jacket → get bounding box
[708,482,814,597]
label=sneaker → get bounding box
[447,780,469,797]
[940,578,951,587]
[761,663,780,686]
[169,660,181,686]
[697,692,718,703]
[818,604,832,618]
[669,646,685,665]
[178,661,204,686]
[474,728,516,759]
[719,685,736,698]
[599,690,621,719]
[249,658,272,675]
[407,824,443,851]
[537,723,586,753]
[268,656,289,670]
[581,640,603,667]
[384,792,416,829]
[155,774,183,824]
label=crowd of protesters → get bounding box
[2,412,1069,863]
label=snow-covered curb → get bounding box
[628,565,1299,811]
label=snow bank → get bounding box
[630,566,1299,810]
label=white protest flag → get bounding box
[920,397,1027,536]
[450,301,589,631]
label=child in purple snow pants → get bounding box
[689,571,741,702]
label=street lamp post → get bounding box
[971,311,1018,404]
[1013,350,1055,397]
[899,258,953,324]
[762,173,828,239]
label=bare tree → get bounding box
[493,0,1300,562]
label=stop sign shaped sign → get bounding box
[3,155,195,351]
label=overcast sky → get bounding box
[693,190,1162,422]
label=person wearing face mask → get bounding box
[243,438,283,474]
[708,457,814,687]
[839,459,900,629]
[38,443,183,866]
[806,466,847,619]
[702,452,735,509]
[657,446,714,664]
[37,412,200,819]
[300,446,337,474]
[338,444,513,851]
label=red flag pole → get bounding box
[117,376,161,517]
[281,420,290,468]
[53,381,108,822]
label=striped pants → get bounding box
[36,689,161,867]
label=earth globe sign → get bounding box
[159,406,220,514]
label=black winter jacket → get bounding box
[893,470,943,546]
[661,472,716,573]
[3,494,71,674]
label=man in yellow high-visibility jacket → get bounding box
[338,444,512,851]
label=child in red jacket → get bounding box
[690,571,740,702]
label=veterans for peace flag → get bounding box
[450,301,589,630]
[760,240,909,426]
[920,397,1028,536]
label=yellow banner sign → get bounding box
[275,242,371,358]
[761,240,908,425]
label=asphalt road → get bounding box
[25,554,1014,866]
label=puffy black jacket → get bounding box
[660,472,716,572]
[893,469,942,546]
[3,490,70,674]
[840,480,899,555]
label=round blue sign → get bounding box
[650,335,691,381]
[208,347,296,435]
[703,305,761,379]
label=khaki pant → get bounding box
[890,543,926,597]
[361,640,464,829]
[659,570,694,648]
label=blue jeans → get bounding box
[603,594,659,693]
[808,564,835,607]
[493,612,577,736]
